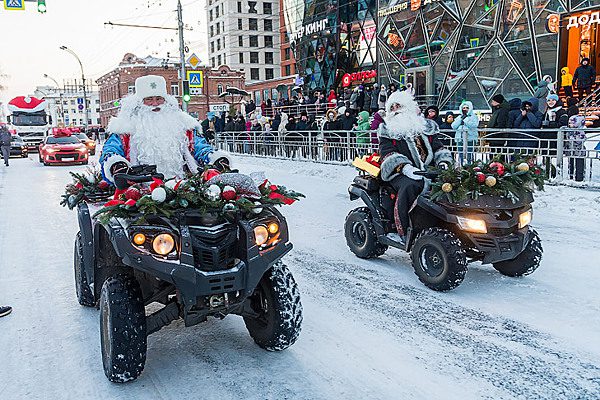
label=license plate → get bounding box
[62,157,74,161]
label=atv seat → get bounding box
[353,175,380,192]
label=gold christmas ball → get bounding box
[485,176,497,187]
[442,183,453,193]
[517,162,530,172]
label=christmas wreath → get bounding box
[61,168,304,224]
[430,157,545,203]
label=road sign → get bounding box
[187,70,203,88]
[209,104,229,112]
[78,104,84,111]
[77,98,84,105]
[4,0,24,10]
[186,53,201,69]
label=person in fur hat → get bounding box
[100,75,232,184]
[378,90,453,242]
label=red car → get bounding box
[38,134,89,165]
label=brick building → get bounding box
[96,53,245,127]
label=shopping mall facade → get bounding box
[284,0,600,110]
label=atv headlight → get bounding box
[153,233,175,255]
[518,210,532,229]
[254,226,269,246]
[457,216,487,234]
[267,222,279,234]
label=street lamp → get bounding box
[43,73,65,123]
[59,45,89,132]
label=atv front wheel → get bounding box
[74,232,95,307]
[493,229,542,277]
[345,207,388,259]
[100,274,147,383]
[411,228,468,291]
[243,262,302,351]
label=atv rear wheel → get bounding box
[493,229,542,277]
[345,207,388,259]
[100,274,147,383]
[411,228,468,291]
[74,232,95,307]
[243,262,302,351]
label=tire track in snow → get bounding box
[288,250,600,399]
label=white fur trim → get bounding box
[208,150,234,169]
[103,154,130,183]
[107,116,133,135]
[135,75,168,99]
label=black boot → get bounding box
[0,305,12,317]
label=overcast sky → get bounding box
[0,0,208,103]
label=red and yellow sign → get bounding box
[342,70,378,87]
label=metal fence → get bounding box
[214,127,600,186]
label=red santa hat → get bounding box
[7,96,47,113]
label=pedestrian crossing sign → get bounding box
[4,0,24,10]
[187,71,203,88]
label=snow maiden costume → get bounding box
[378,90,452,238]
[100,75,231,184]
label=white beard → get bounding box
[382,111,426,139]
[128,104,191,179]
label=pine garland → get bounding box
[60,168,114,209]
[430,157,545,203]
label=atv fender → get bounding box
[348,184,388,237]
[76,203,96,293]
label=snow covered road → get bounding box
[0,154,599,399]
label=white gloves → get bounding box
[402,164,423,180]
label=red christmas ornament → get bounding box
[221,186,237,201]
[534,168,541,175]
[98,180,109,190]
[476,172,486,183]
[473,166,482,172]
[201,168,221,182]
[124,199,137,207]
[75,182,84,190]
[124,187,141,201]
[150,178,164,191]
[489,162,505,176]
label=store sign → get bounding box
[378,0,438,17]
[342,70,377,87]
[289,18,328,44]
[566,12,600,30]
[209,104,229,112]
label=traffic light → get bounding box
[182,80,191,102]
[37,0,47,13]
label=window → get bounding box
[238,18,243,30]
[211,57,215,67]
[170,83,179,96]
[247,1,257,13]
[63,100,68,105]
[217,84,223,95]
[209,10,213,22]
[249,18,257,30]
[237,1,241,12]
[222,21,225,33]
[239,52,244,63]
[249,35,258,47]
[223,54,226,64]
[250,52,259,63]
[264,52,273,64]
[284,47,290,60]
[211,42,215,53]
[250,68,259,80]
[215,7,219,18]
[70,100,76,105]
[265,68,274,80]
[264,35,273,48]
[222,38,225,49]
[263,3,272,14]
[95,99,100,104]
[216,23,220,35]
[285,65,291,76]
[217,55,222,65]
[238,36,243,46]
[217,39,221,51]
[264,19,272,31]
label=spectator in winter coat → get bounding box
[224,116,236,132]
[573,57,597,99]
[370,86,380,113]
[451,100,479,164]
[327,90,337,108]
[323,109,340,131]
[349,87,360,114]
[369,110,385,145]
[338,106,358,131]
[533,80,550,114]
[0,125,11,166]
[543,74,556,94]
[285,116,297,131]
[507,98,523,129]
[354,110,371,145]
[561,67,574,98]
[513,98,543,148]
[271,112,281,132]
[295,111,314,131]
[565,115,587,181]
[566,97,580,117]
[425,105,443,126]
[364,87,372,113]
[439,112,454,130]
[378,84,387,110]
[278,113,288,135]
[387,83,397,98]
[487,94,511,148]
[542,94,568,129]
[234,115,246,132]
[201,111,217,142]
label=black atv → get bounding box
[74,165,302,382]
[345,171,542,291]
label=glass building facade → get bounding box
[282,0,378,91]
[377,0,600,111]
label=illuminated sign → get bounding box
[342,70,377,87]
[289,18,329,44]
[378,0,438,17]
[566,11,600,30]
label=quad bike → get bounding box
[345,170,542,291]
[73,165,302,382]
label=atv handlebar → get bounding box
[414,170,440,180]
[113,164,165,190]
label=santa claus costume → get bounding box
[378,90,452,240]
[100,75,231,183]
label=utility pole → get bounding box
[43,74,65,123]
[177,0,187,112]
[60,46,89,132]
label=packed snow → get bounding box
[0,152,599,399]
